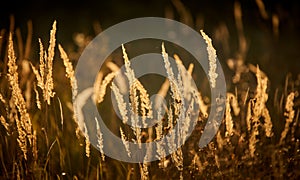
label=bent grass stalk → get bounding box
[58,44,78,99]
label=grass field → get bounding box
[0,0,299,179]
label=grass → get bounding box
[0,1,299,179]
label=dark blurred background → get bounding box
[1,0,300,89]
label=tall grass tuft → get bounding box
[0,8,299,179]
[7,33,33,159]
[31,21,57,105]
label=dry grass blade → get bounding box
[122,44,139,141]
[255,0,269,19]
[93,71,104,103]
[171,0,194,27]
[58,44,78,98]
[247,65,273,157]
[200,30,218,88]
[225,93,240,137]
[280,92,295,144]
[14,113,28,160]
[95,117,105,161]
[139,163,149,180]
[31,21,57,105]
[33,83,41,109]
[44,21,57,104]
[155,106,166,162]
[84,124,90,157]
[121,44,151,145]
[161,42,181,115]
[0,116,9,131]
[120,127,131,157]
[7,33,33,150]
[96,72,115,104]
[225,94,234,137]
[32,130,38,165]
[111,82,129,124]
[122,45,152,119]
[171,148,183,180]
[0,93,6,103]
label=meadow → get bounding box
[0,0,299,179]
